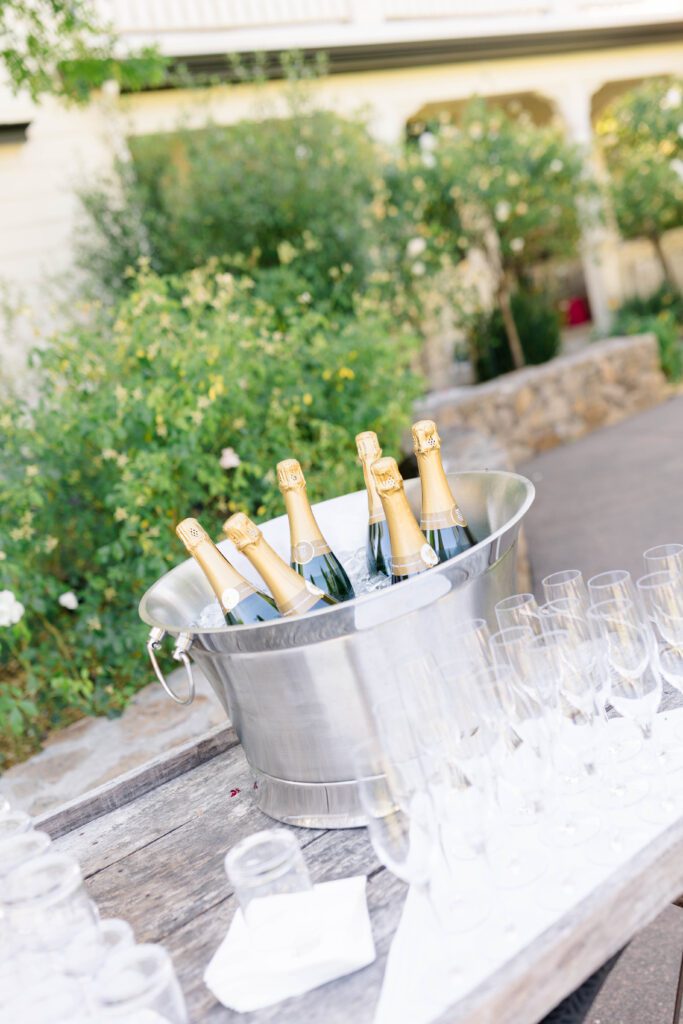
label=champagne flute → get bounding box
[495,593,543,635]
[588,600,677,824]
[587,569,639,608]
[542,569,589,612]
[643,543,683,578]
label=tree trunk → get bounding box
[497,276,525,370]
[651,234,676,288]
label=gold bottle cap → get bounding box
[356,431,382,462]
[371,456,404,496]
[277,459,306,493]
[223,512,261,551]
[412,419,441,455]
[176,518,209,552]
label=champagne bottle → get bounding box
[176,518,279,626]
[277,459,355,602]
[412,419,476,563]
[356,431,392,577]
[371,456,439,585]
[223,512,339,617]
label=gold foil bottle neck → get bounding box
[176,518,209,552]
[371,456,404,497]
[356,431,382,463]
[224,512,261,551]
[412,419,441,455]
[277,458,306,493]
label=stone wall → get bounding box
[415,334,671,465]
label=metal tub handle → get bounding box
[146,628,196,706]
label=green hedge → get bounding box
[0,264,422,763]
[79,110,387,309]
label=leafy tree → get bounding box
[0,0,166,102]
[596,78,683,286]
[418,99,595,368]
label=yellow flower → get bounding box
[115,384,127,403]
[208,377,225,401]
[302,393,313,406]
[114,507,128,522]
[321,369,333,381]
[233,417,246,430]
[44,536,59,553]
[0,551,5,561]
[104,587,117,602]
[257,505,266,516]
[87,616,102,631]
[25,464,39,478]
[338,367,355,380]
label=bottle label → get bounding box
[291,539,331,565]
[220,580,255,613]
[280,582,323,617]
[421,504,468,530]
[391,545,439,576]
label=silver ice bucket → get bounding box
[139,470,534,828]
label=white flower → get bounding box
[58,591,79,611]
[672,158,683,182]
[219,447,241,470]
[295,144,309,160]
[678,123,683,139]
[421,151,436,169]
[495,201,511,223]
[297,292,312,304]
[549,158,564,173]
[510,237,525,253]
[411,261,426,276]
[419,131,437,152]
[406,237,427,259]
[661,87,682,110]
[0,590,24,627]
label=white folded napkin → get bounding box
[204,875,375,1012]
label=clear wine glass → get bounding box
[643,543,683,578]
[588,600,678,824]
[93,943,188,1023]
[542,569,589,612]
[636,570,683,744]
[449,618,492,672]
[587,569,639,608]
[637,570,683,647]
[494,593,543,635]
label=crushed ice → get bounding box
[190,547,389,628]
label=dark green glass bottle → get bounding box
[277,459,355,602]
[176,518,280,625]
[371,457,439,585]
[412,420,476,563]
[223,513,339,617]
[356,431,392,577]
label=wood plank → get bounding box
[433,816,683,1024]
[37,724,236,838]
[52,740,254,876]
[53,742,326,938]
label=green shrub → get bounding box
[78,108,387,308]
[466,289,562,381]
[613,285,683,323]
[612,308,683,382]
[0,263,422,762]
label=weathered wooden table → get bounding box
[37,720,683,1024]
